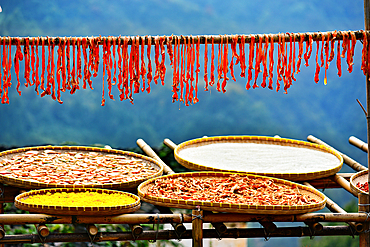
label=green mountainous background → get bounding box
[0,1,367,246]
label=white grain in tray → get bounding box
[178,143,340,173]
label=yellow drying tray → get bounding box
[174,136,343,181]
[0,145,163,190]
[138,172,327,215]
[15,188,141,216]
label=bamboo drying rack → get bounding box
[0,0,369,246]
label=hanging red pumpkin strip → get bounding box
[172,36,178,102]
[134,36,141,94]
[159,36,166,85]
[30,39,36,87]
[1,39,6,103]
[296,33,304,73]
[101,38,108,106]
[35,38,41,94]
[65,38,70,90]
[291,34,296,82]
[210,36,215,86]
[185,36,191,104]
[153,36,160,84]
[276,33,282,91]
[341,32,348,58]
[240,34,246,78]
[320,34,325,68]
[56,39,63,103]
[70,38,77,94]
[324,34,330,85]
[121,36,129,100]
[204,36,209,91]
[61,37,66,92]
[347,31,356,73]
[328,31,337,63]
[189,36,195,103]
[337,33,342,77]
[14,38,23,96]
[82,38,92,90]
[0,39,3,99]
[268,34,274,90]
[246,35,254,90]
[179,36,185,102]
[40,38,46,94]
[141,36,147,92]
[304,34,313,67]
[361,30,368,76]
[314,39,321,83]
[146,36,152,93]
[221,35,229,93]
[194,36,200,103]
[76,38,82,89]
[167,35,174,66]
[6,39,12,103]
[253,35,262,89]
[216,35,223,92]
[112,37,117,87]
[93,37,100,77]
[23,38,31,87]
[49,38,56,101]
[261,34,269,88]
[117,37,123,93]
[229,35,239,82]
[286,33,293,89]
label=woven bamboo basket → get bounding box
[14,187,141,216]
[174,136,343,181]
[0,146,163,190]
[350,170,369,196]
[137,172,326,214]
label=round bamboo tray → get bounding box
[350,170,369,196]
[138,172,327,214]
[0,146,163,190]
[174,136,343,181]
[15,188,141,215]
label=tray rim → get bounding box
[0,145,164,189]
[174,135,343,181]
[137,171,327,214]
[14,187,141,215]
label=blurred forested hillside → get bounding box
[0,1,367,246]
[0,0,367,164]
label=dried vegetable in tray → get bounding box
[0,146,163,189]
[138,172,326,214]
[15,188,141,215]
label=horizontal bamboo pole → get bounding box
[304,182,363,232]
[0,30,367,46]
[0,212,370,225]
[349,136,368,153]
[304,173,352,189]
[0,226,358,244]
[307,135,367,171]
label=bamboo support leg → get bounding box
[155,206,186,236]
[35,224,49,238]
[359,193,370,246]
[129,224,143,237]
[192,209,203,247]
[307,135,367,171]
[86,224,98,236]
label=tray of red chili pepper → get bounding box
[0,146,163,190]
[138,172,327,214]
[174,136,343,182]
[350,170,369,195]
